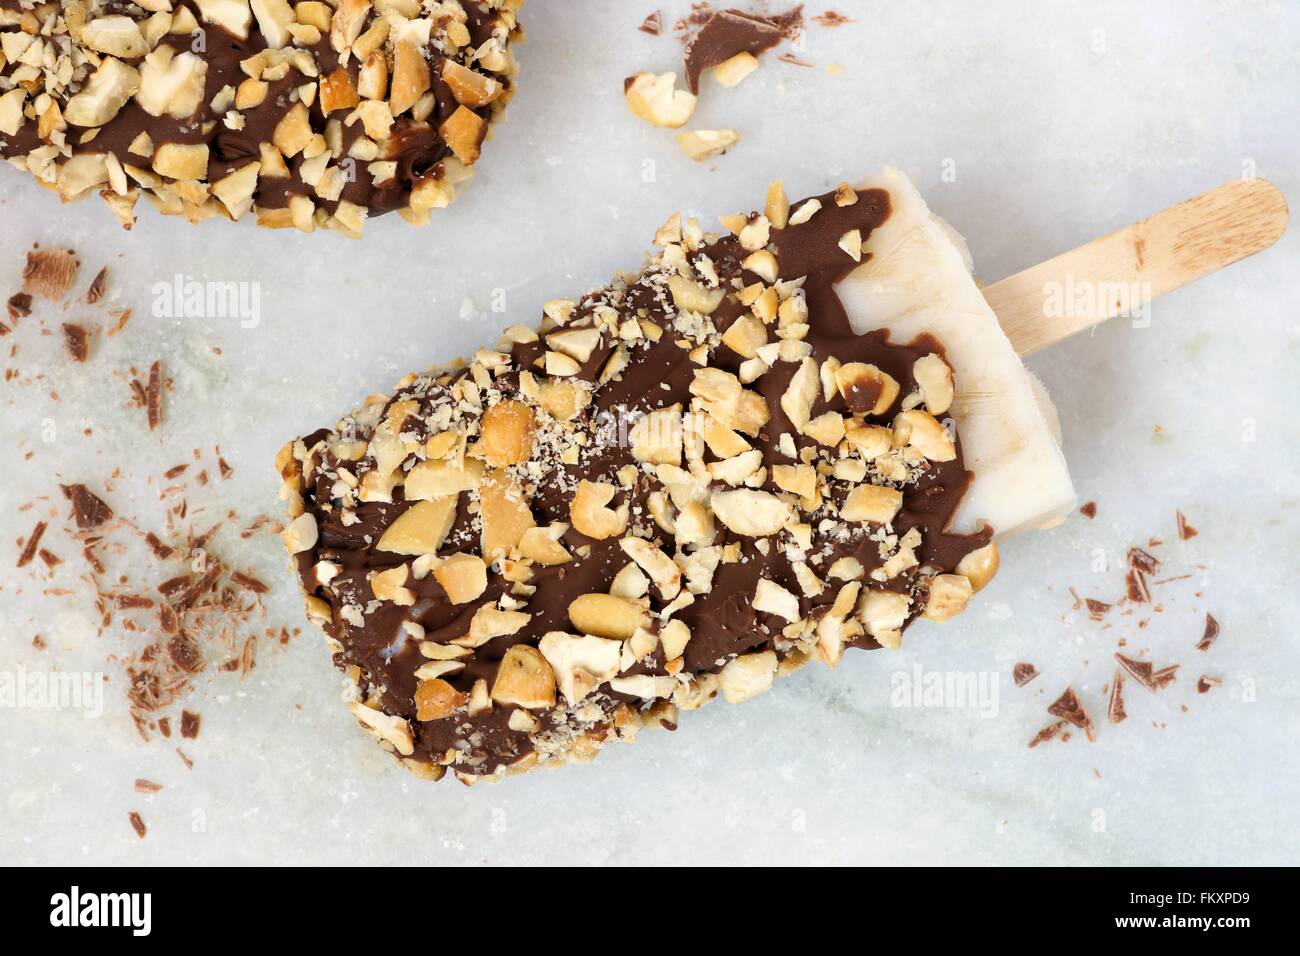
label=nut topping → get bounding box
[624,71,697,128]
[490,645,556,710]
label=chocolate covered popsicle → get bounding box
[0,0,522,234]
[277,172,1064,782]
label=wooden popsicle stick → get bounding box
[984,178,1289,356]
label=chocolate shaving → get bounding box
[1107,671,1127,724]
[1012,662,1038,687]
[1125,568,1150,603]
[22,248,79,300]
[1047,687,1095,741]
[166,632,203,673]
[1114,653,1154,689]
[1079,500,1097,518]
[638,10,662,35]
[1028,720,1068,749]
[172,563,222,612]
[159,575,192,597]
[134,779,163,793]
[127,811,147,839]
[1197,676,1220,694]
[1176,510,1198,540]
[1195,613,1219,651]
[231,571,269,594]
[17,520,47,568]
[7,292,32,320]
[85,267,109,304]
[144,532,175,560]
[1115,653,1179,692]
[180,710,201,739]
[1152,665,1179,690]
[60,483,114,530]
[146,360,164,430]
[107,308,132,336]
[1085,597,1111,618]
[1127,547,1160,575]
[61,323,89,362]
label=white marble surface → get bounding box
[2,0,1297,866]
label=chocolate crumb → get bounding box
[61,323,90,362]
[146,360,164,430]
[811,10,853,28]
[128,811,147,839]
[85,267,109,304]
[17,520,48,568]
[60,483,114,530]
[32,634,46,649]
[180,710,201,739]
[6,292,32,320]
[1197,676,1221,694]
[1176,510,1198,540]
[1047,687,1096,741]
[777,52,814,67]
[1028,720,1068,749]
[1107,671,1127,724]
[1195,613,1220,652]
[1079,500,1097,518]
[638,10,662,35]
[1012,662,1039,686]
